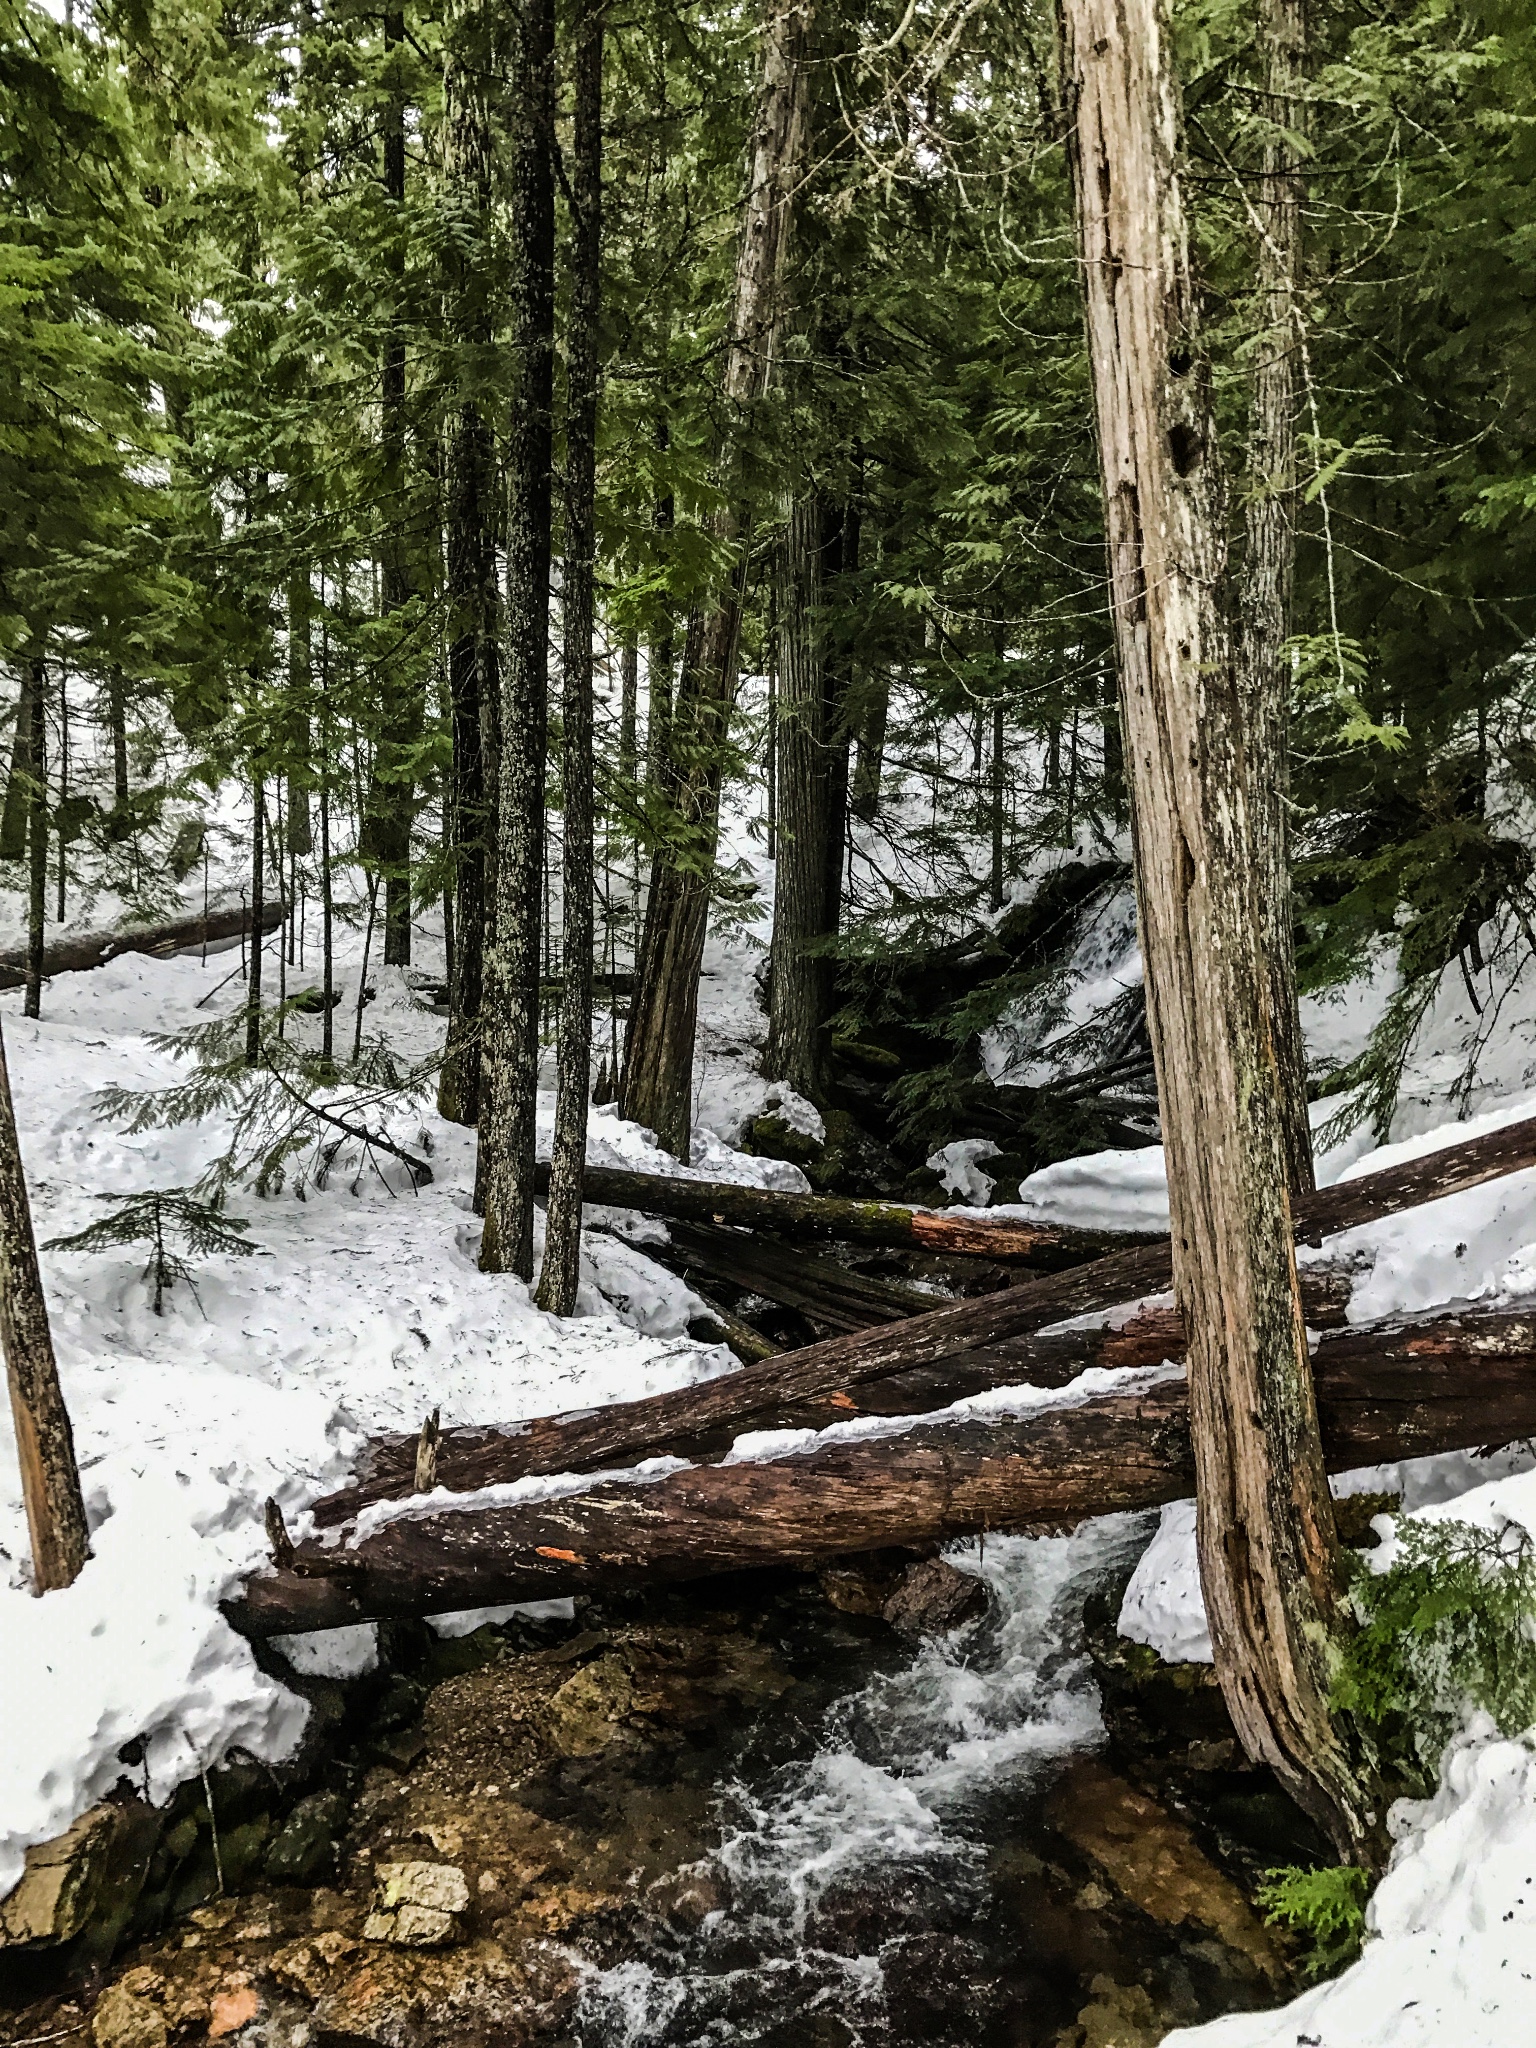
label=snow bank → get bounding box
[1164,1720,1536,2048]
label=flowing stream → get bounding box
[577,1517,1152,2048]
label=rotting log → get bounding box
[228,1304,1536,1635]
[314,1111,1536,1524]
[531,1160,1155,1268]
[0,901,286,991]
[659,1219,938,1331]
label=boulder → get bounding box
[90,1984,167,2048]
[1,1806,121,1947]
[881,1558,989,1638]
[364,1862,469,1948]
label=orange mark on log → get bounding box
[828,1392,857,1410]
[536,1546,582,1563]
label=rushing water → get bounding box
[578,1516,1152,2048]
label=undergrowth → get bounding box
[1260,1511,1536,1978]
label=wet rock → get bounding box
[90,1984,167,2048]
[363,1864,469,1947]
[1,1806,122,1947]
[881,1559,988,1638]
[206,1976,261,2038]
[543,1655,635,1757]
[265,1792,350,1886]
[270,1931,364,1999]
[1057,1974,1173,2048]
[311,1938,577,2048]
[1045,1759,1283,1985]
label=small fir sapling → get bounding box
[45,1190,265,1314]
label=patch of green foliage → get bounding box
[1260,1512,1536,1980]
[1335,1516,1536,1789]
[1257,1864,1372,1979]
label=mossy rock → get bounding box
[264,1791,349,1886]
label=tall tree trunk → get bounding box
[246,773,265,1068]
[437,0,502,1130]
[538,0,604,1315]
[478,0,556,1279]
[620,0,815,1159]
[23,659,47,1020]
[1062,0,1372,1859]
[366,8,419,968]
[1240,0,1312,1195]
[0,663,37,862]
[989,695,1006,909]
[0,1014,89,1592]
[617,641,639,790]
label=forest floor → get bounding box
[1,784,1536,2044]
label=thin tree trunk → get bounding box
[1240,0,1312,1195]
[990,697,1006,910]
[850,669,889,823]
[478,0,556,1279]
[437,0,502,1129]
[367,8,419,968]
[0,1015,89,1592]
[538,0,604,1315]
[107,666,129,805]
[285,574,313,857]
[1063,0,1370,1859]
[246,774,265,1067]
[621,0,815,1158]
[24,659,47,1019]
[617,641,639,791]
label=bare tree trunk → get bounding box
[1062,0,1371,1859]
[23,659,47,1020]
[620,0,815,1158]
[106,665,130,808]
[479,0,556,1279]
[437,0,502,1130]
[0,1016,89,1592]
[617,641,639,789]
[1240,0,1312,1195]
[538,0,604,1315]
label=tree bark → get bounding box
[1240,0,1311,1196]
[1063,0,1368,1855]
[437,0,502,1130]
[0,1015,89,1592]
[538,0,605,1315]
[310,1106,1536,1525]
[285,576,314,857]
[234,1304,1536,1635]
[620,0,815,1159]
[478,0,556,1279]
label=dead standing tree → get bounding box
[1062,0,1375,1857]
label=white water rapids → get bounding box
[578,1516,1151,2047]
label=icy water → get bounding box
[577,1518,1152,2048]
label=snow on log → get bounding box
[313,1111,1536,1525]
[0,901,286,990]
[228,1304,1536,1636]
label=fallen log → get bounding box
[230,1304,1536,1635]
[313,1112,1536,1524]
[533,1160,1155,1268]
[659,1219,939,1331]
[0,901,286,991]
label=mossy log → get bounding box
[531,1159,1154,1268]
[229,1303,1536,1635]
[314,1111,1536,1526]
